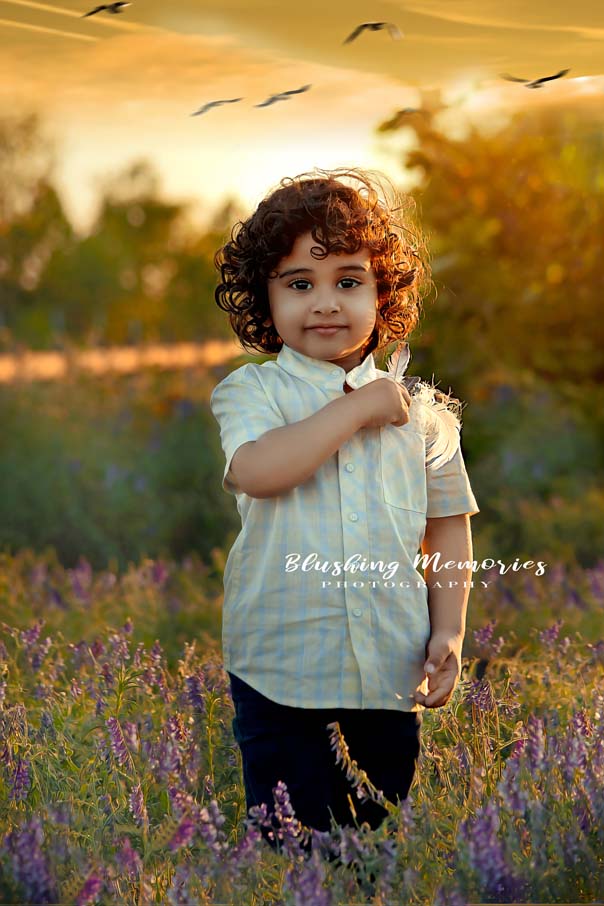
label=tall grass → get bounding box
[1,552,602,904]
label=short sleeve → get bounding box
[425,444,480,518]
[210,365,286,494]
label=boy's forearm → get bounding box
[421,515,473,639]
[230,393,365,498]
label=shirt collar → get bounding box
[276,342,388,390]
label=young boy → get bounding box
[210,167,479,851]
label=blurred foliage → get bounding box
[0,102,603,567]
[0,365,241,572]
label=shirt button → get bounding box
[349,512,358,522]
[331,368,340,376]
[345,463,355,473]
[352,608,363,617]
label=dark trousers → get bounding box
[228,672,422,855]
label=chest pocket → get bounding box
[380,424,427,513]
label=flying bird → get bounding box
[499,68,570,89]
[191,98,244,117]
[343,22,403,45]
[254,84,312,108]
[82,2,131,15]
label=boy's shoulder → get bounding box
[210,357,279,401]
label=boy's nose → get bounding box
[312,294,341,313]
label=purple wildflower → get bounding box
[224,823,262,872]
[473,619,496,648]
[459,798,525,900]
[10,756,31,801]
[524,715,546,771]
[107,631,130,667]
[198,799,228,857]
[106,716,130,767]
[128,782,149,829]
[539,619,564,647]
[285,846,331,906]
[114,836,142,879]
[465,678,497,712]
[166,864,195,906]
[76,873,104,906]
[31,636,52,671]
[90,638,105,658]
[6,815,57,904]
[20,620,44,648]
[453,740,473,774]
[168,817,197,851]
[168,787,202,821]
[122,721,140,752]
[497,760,528,816]
[184,673,205,713]
[100,662,114,689]
[272,780,307,852]
[473,620,505,656]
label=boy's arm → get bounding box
[413,514,473,708]
[421,513,473,639]
[230,393,364,498]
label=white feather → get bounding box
[385,343,462,471]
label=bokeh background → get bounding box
[1,0,603,603]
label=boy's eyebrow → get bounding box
[277,264,370,278]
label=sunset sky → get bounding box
[1,0,603,233]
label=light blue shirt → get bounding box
[210,343,479,711]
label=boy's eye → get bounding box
[288,278,361,290]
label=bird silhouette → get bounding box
[191,98,244,117]
[82,2,131,16]
[254,84,312,108]
[499,68,570,89]
[343,21,403,45]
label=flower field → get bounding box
[0,551,603,905]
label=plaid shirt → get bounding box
[210,343,479,711]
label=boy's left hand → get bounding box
[413,632,463,708]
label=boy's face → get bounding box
[267,231,379,372]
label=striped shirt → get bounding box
[210,343,479,712]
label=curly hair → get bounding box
[214,166,434,357]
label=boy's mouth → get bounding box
[306,325,346,335]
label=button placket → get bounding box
[338,434,377,707]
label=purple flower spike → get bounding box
[285,846,331,906]
[169,817,197,851]
[128,783,148,829]
[198,799,228,857]
[465,678,497,712]
[460,799,526,900]
[106,716,130,767]
[184,674,205,713]
[20,620,44,648]
[524,715,546,771]
[6,816,57,904]
[10,756,31,801]
[539,619,564,647]
[76,874,104,906]
[115,836,142,879]
[272,780,307,851]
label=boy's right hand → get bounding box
[350,378,412,429]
